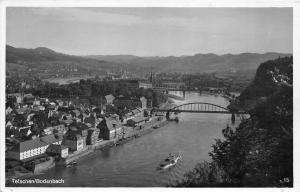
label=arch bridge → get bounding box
[154,102,247,114]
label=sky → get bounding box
[6,7,293,56]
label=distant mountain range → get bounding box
[6,45,292,77]
[87,52,292,73]
[6,45,121,70]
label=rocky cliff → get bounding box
[229,56,292,111]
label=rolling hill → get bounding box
[6,45,122,79]
[87,52,292,74]
[6,45,292,79]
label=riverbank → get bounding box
[6,91,238,187]
[159,100,177,109]
[62,117,170,163]
[63,140,116,165]
[6,116,170,185]
[165,93,185,101]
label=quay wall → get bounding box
[33,157,55,174]
[63,118,169,164]
[64,140,116,164]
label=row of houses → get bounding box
[6,110,149,163]
[6,91,153,163]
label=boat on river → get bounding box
[65,161,77,168]
[115,138,130,146]
[158,153,181,170]
[153,125,160,129]
[174,117,179,123]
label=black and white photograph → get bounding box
[0,0,298,190]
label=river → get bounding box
[13,91,239,187]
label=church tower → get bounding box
[149,71,153,83]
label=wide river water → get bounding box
[14,91,239,187]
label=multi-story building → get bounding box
[6,138,48,162]
[46,144,69,158]
[127,116,147,127]
[139,82,153,89]
[113,97,147,110]
[43,124,67,135]
[6,133,64,162]
[40,133,64,146]
[62,132,84,152]
[86,128,100,145]
[97,118,122,140]
[105,94,115,105]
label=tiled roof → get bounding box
[128,116,147,123]
[15,108,30,114]
[105,94,115,101]
[72,109,81,116]
[46,144,68,152]
[59,119,73,125]
[101,117,121,130]
[132,109,142,114]
[13,138,48,153]
[40,133,63,144]
[64,132,82,141]
[53,124,66,129]
[87,128,100,136]
[72,122,89,130]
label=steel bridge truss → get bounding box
[155,102,247,114]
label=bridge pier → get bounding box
[166,111,170,120]
[231,113,236,124]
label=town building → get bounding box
[6,107,13,115]
[139,82,153,89]
[6,133,64,162]
[113,97,147,110]
[23,95,35,105]
[62,132,84,152]
[71,109,81,118]
[86,128,100,145]
[127,116,147,127]
[43,124,67,135]
[161,82,186,90]
[6,138,48,162]
[131,108,143,117]
[97,118,122,140]
[40,133,64,146]
[7,93,23,104]
[71,123,89,145]
[105,94,115,105]
[84,115,96,128]
[33,98,41,106]
[46,144,69,158]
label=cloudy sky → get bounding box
[6,7,292,56]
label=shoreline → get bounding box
[6,92,236,185]
[6,117,170,185]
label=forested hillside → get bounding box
[176,56,293,187]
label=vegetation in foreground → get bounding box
[175,57,293,187]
